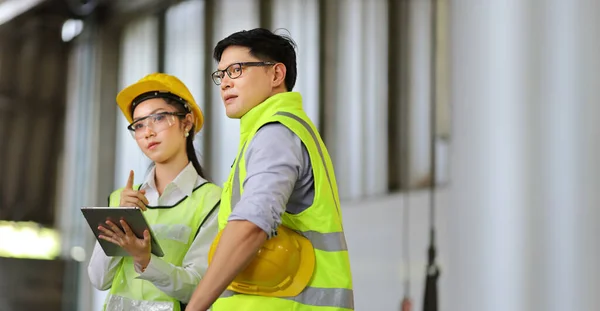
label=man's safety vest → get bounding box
[104,182,221,311]
[213,92,354,311]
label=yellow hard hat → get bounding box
[116,73,204,133]
[208,225,315,297]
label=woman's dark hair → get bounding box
[133,97,205,179]
[169,98,205,178]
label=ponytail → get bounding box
[186,126,205,178]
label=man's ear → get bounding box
[272,63,287,89]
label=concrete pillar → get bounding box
[58,19,120,311]
[270,0,320,128]
[322,0,388,200]
[391,0,435,190]
[164,0,207,164]
[208,0,259,184]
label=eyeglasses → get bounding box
[127,111,186,139]
[211,62,275,85]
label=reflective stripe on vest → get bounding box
[105,294,174,311]
[221,286,354,310]
[231,111,341,218]
[229,111,347,253]
[301,230,348,252]
[275,111,342,219]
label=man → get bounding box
[186,28,353,311]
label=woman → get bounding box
[88,73,221,311]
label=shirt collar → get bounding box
[141,162,200,196]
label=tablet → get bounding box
[81,207,164,257]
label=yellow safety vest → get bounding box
[214,92,354,310]
[104,182,221,311]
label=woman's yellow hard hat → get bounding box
[116,73,204,133]
[208,225,315,297]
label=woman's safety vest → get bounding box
[212,92,354,311]
[104,182,221,311]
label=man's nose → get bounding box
[220,74,233,90]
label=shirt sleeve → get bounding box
[87,241,124,291]
[134,205,220,303]
[227,123,303,238]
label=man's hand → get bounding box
[185,220,267,311]
[98,219,152,269]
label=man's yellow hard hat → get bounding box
[208,225,315,297]
[116,73,204,133]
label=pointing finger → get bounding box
[126,170,134,190]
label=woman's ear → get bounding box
[183,113,194,132]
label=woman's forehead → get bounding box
[132,98,172,118]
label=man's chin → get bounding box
[225,108,243,119]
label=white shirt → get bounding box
[87,162,220,304]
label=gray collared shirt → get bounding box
[228,123,315,238]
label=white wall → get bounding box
[343,189,449,311]
[447,1,600,311]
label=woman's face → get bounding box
[130,98,190,164]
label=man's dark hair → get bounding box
[213,28,298,91]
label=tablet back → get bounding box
[81,207,164,257]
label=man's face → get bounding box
[217,46,275,119]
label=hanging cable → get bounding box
[401,193,412,311]
[423,0,440,310]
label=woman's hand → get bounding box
[120,170,149,211]
[98,219,152,269]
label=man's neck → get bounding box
[154,151,189,195]
[268,87,287,98]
